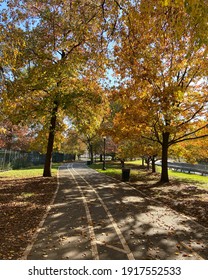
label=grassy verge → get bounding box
[90,162,123,180]
[155,166,208,188]
[0,163,60,179]
[91,161,208,188]
[90,161,158,183]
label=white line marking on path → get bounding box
[67,165,99,260]
[71,164,135,260]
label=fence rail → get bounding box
[156,161,208,176]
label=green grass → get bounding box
[91,161,151,182]
[125,159,143,165]
[155,165,208,186]
[91,161,208,188]
[20,192,36,198]
[0,163,60,179]
[91,162,122,180]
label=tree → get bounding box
[170,134,208,164]
[60,128,86,159]
[71,81,109,163]
[0,0,112,176]
[111,0,208,182]
[0,120,34,150]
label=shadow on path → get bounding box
[26,163,208,260]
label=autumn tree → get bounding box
[170,135,208,164]
[111,112,161,171]
[0,120,34,150]
[71,80,109,163]
[60,128,86,159]
[0,0,121,176]
[111,0,208,182]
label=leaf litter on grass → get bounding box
[0,177,57,260]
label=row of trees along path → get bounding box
[0,0,207,182]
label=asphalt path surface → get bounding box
[25,162,208,260]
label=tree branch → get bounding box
[172,133,208,144]
[170,124,208,145]
[178,66,188,87]
[176,104,205,129]
[141,135,162,145]
[113,0,123,10]
[185,65,201,89]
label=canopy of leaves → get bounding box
[111,0,208,147]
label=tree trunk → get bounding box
[160,132,170,183]
[146,156,150,170]
[142,156,145,166]
[100,154,103,162]
[43,100,59,177]
[120,159,125,168]
[151,155,156,173]
[89,143,94,164]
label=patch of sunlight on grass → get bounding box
[156,166,208,188]
[91,161,208,188]
[0,163,59,179]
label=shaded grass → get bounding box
[0,163,59,179]
[91,161,158,183]
[91,161,208,189]
[156,166,208,188]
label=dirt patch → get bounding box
[0,177,57,260]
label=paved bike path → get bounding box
[25,162,208,260]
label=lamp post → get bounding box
[102,136,106,170]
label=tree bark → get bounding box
[142,156,145,166]
[120,159,125,168]
[43,100,59,177]
[160,132,170,183]
[151,155,156,173]
[89,143,94,164]
[146,156,150,170]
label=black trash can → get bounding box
[122,168,130,182]
[87,160,92,165]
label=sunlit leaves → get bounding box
[0,0,111,176]
[110,0,208,181]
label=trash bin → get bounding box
[87,160,92,165]
[122,168,130,182]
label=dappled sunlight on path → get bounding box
[25,163,208,260]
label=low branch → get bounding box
[170,124,208,145]
[172,133,208,144]
[176,104,205,129]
